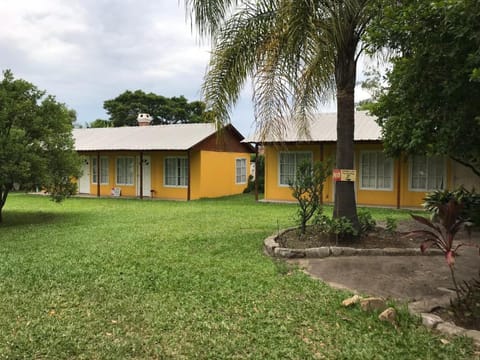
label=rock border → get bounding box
[340,294,480,348]
[264,228,443,258]
[409,297,480,348]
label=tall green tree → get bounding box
[186,0,376,231]
[87,118,112,128]
[103,90,211,127]
[366,0,480,177]
[0,70,81,223]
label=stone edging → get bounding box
[264,228,443,258]
[409,297,480,348]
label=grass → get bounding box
[0,194,475,359]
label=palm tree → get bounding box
[186,0,373,231]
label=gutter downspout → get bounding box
[96,152,100,197]
[396,156,402,209]
[139,151,144,200]
[187,150,191,201]
[320,143,324,205]
[255,144,259,201]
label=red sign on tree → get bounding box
[333,169,341,181]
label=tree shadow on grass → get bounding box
[1,210,81,228]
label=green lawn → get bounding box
[0,194,475,359]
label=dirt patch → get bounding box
[432,305,480,331]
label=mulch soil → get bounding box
[277,220,423,249]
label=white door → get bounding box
[78,157,91,194]
[137,155,151,197]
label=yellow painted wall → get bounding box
[79,151,189,200]
[264,144,455,208]
[110,152,137,197]
[264,144,332,202]
[77,150,250,200]
[192,150,251,199]
[397,155,452,208]
[354,143,397,207]
[149,151,188,200]
[85,153,134,197]
[188,151,200,200]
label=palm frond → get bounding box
[185,0,240,39]
[201,2,278,128]
[283,1,336,138]
[188,0,373,139]
[252,2,294,141]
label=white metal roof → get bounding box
[73,123,219,151]
[245,111,381,143]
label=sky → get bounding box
[0,1,372,136]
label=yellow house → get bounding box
[73,123,254,200]
[249,112,479,208]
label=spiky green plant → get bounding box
[407,199,480,300]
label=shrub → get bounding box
[422,189,456,215]
[289,160,332,233]
[358,210,376,235]
[243,155,265,194]
[243,175,255,193]
[423,187,480,226]
[330,217,357,239]
[450,273,480,329]
[313,211,374,240]
[385,216,398,235]
[313,214,357,240]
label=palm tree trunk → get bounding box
[334,88,358,228]
[333,44,359,233]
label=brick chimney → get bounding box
[137,113,152,126]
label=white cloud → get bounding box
[0,1,380,135]
[0,1,220,127]
[0,1,88,66]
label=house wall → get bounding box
[150,151,189,200]
[264,143,460,208]
[192,150,251,199]
[189,150,202,200]
[83,152,136,197]
[354,143,399,207]
[451,161,479,190]
[78,151,189,200]
[396,155,454,207]
[264,144,330,201]
[109,151,137,197]
[77,149,251,200]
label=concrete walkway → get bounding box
[292,245,479,302]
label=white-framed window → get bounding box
[279,151,313,186]
[116,157,135,185]
[409,155,446,191]
[164,157,188,187]
[359,151,393,190]
[91,157,109,184]
[235,158,247,184]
